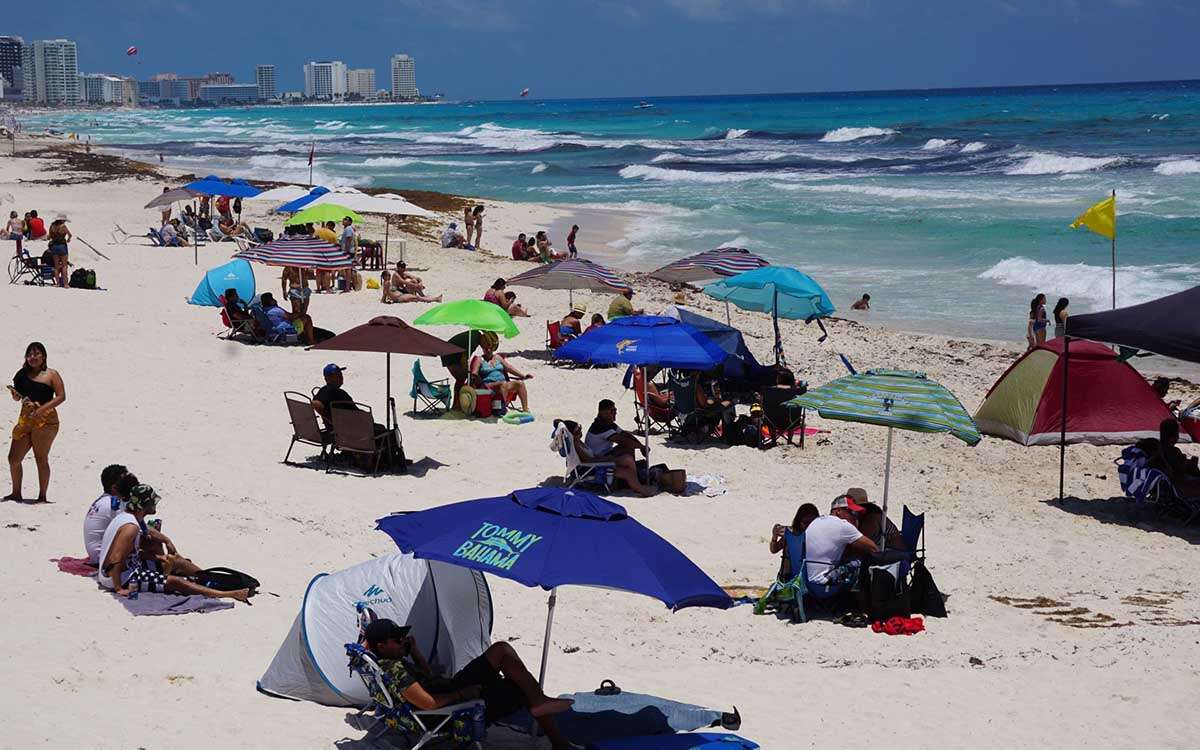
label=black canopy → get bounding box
[1066,285,1200,364]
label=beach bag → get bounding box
[253,227,274,243]
[190,566,259,592]
[656,468,686,495]
[233,197,242,215]
[68,268,96,289]
[867,561,910,621]
[909,560,947,617]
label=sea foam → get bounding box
[979,256,1197,308]
[1005,152,1124,175]
[959,141,988,153]
[921,138,957,150]
[1154,159,1200,176]
[618,164,779,184]
[819,126,898,143]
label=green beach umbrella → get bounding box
[289,202,364,225]
[789,369,980,547]
[413,299,520,338]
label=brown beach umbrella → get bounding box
[313,316,462,429]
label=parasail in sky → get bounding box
[126,46,138,56]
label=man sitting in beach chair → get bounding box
[583,400,656,496]
[1147,418,1200,497]
[361,619,574,750]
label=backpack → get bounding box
[190,566,259,592]
[867,561,911,621]
[68,268,96,289]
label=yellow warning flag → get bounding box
[1069,195,1116,240]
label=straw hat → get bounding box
[571,302,587,315]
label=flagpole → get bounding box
[308,141,314,188]
[1110,189,1116,310]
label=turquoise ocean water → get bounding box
[24,80,1200,340]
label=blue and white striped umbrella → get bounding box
[507,258,630,293]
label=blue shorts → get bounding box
[49,243,69,257]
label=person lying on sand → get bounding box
[381,262,442,304]
[97,483,250,603]
[364,619,574,749]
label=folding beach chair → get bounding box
[1115,445,1200,524]
[667,373,722,444]
[329,402,391,476]
[248,301,300,345]
[550,422,614,491]
[546,320,564,351]
[344,643,485,749]
[7,241,51,286]
[899,505,926,580]
[411,360,452,417]
[217,295,257,340]
[760,385,807,449]
[631,366,678,435]
[283,391,331,468]
[753,530,846,623]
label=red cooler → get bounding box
[474,388,495,418]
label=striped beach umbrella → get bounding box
[507,258,630,306]
[789,369,980,546]
[234,237,355,271]
[649,247,769,284]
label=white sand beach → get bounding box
[1,143,1199,750]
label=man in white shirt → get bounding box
[83,464,129,564]
[803,494,877,587]
[584,399,643,459]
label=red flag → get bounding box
[307,142,315,166]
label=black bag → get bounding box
[68,268,96,289]
[233,197,243,214]
[253,227,275,243]
[909,560,947,617]
[867,562,911,621]
[190,566,259,592]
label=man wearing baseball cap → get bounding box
[801,493,877,594]
[363,618,573,748]
[312,364,354,431]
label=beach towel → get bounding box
[589,733,759,750]
[116,592,234,616]
[503,689,726,746]
[53,556,97,577]
[685,474,727,497]
[871,615,925,636]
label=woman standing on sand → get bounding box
[1052,297,1070,338]
[471,205,485,250]
[47,216,72,288]
[5,342,65,504]
[1026,293,1047,350]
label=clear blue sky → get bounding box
[8,0,1199,99]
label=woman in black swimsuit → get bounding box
[6,342,66,503]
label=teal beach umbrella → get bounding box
[789,369,980,546]
[702,266,835,364]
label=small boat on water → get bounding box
[635,101,654,109]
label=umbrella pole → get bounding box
[773,288,781,366]
[386,352,392,431]
[532,587,558,736]
[724,300,731,326]
[1059,337,1069,502]
[880,426,894,552]
[642,366,650,457]
[193,198,198,267]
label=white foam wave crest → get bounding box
[618,164,788,184]
[1005,151,1125,176]
[531,162,548,174]
[314,120,350,131]
[724,129,749,140]
[819,126,898,143]
[1154,159,1200,176]
[922,138,957,150]
[362,157,417,167]
[979,256,1200,308]
[960,141,987,153]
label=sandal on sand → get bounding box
[838,613,870,628]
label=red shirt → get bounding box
[216,196,231,216]
[511,239,526,260]
[27,217,46,239]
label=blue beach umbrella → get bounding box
[702,266,835,364]
[377,487,731,688]
[182,174,262,198]
[274,185,330,213]
[555,315,729,453]
[187,257,255,307]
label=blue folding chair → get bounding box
[899,506,925,580]
[410,360,452,417]
[753,530,843,623]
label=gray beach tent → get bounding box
[257,553,492,706]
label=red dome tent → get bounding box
[975,338,1175,446]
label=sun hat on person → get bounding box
[54,213,70,222]
[831,494,864,514]
[323,363,346,377]
[571,302,587,315]
[126,484,161,512]
[845,487,869,504]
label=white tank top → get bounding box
[97,512,140,590]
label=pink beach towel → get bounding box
[53,556,98,577]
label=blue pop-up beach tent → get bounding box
[188,258,255,307]
[275,185,330,213]
[665,306,773,384]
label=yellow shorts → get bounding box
[12,402,58,441]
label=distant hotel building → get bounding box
[255,64,276,100]
[390,54,416,99]
[0,36,24,101]
[22,38,79,105]
[346,67,376,97]
[79,73,128,104]
[303,60,346,99]
[199,83,259,104]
